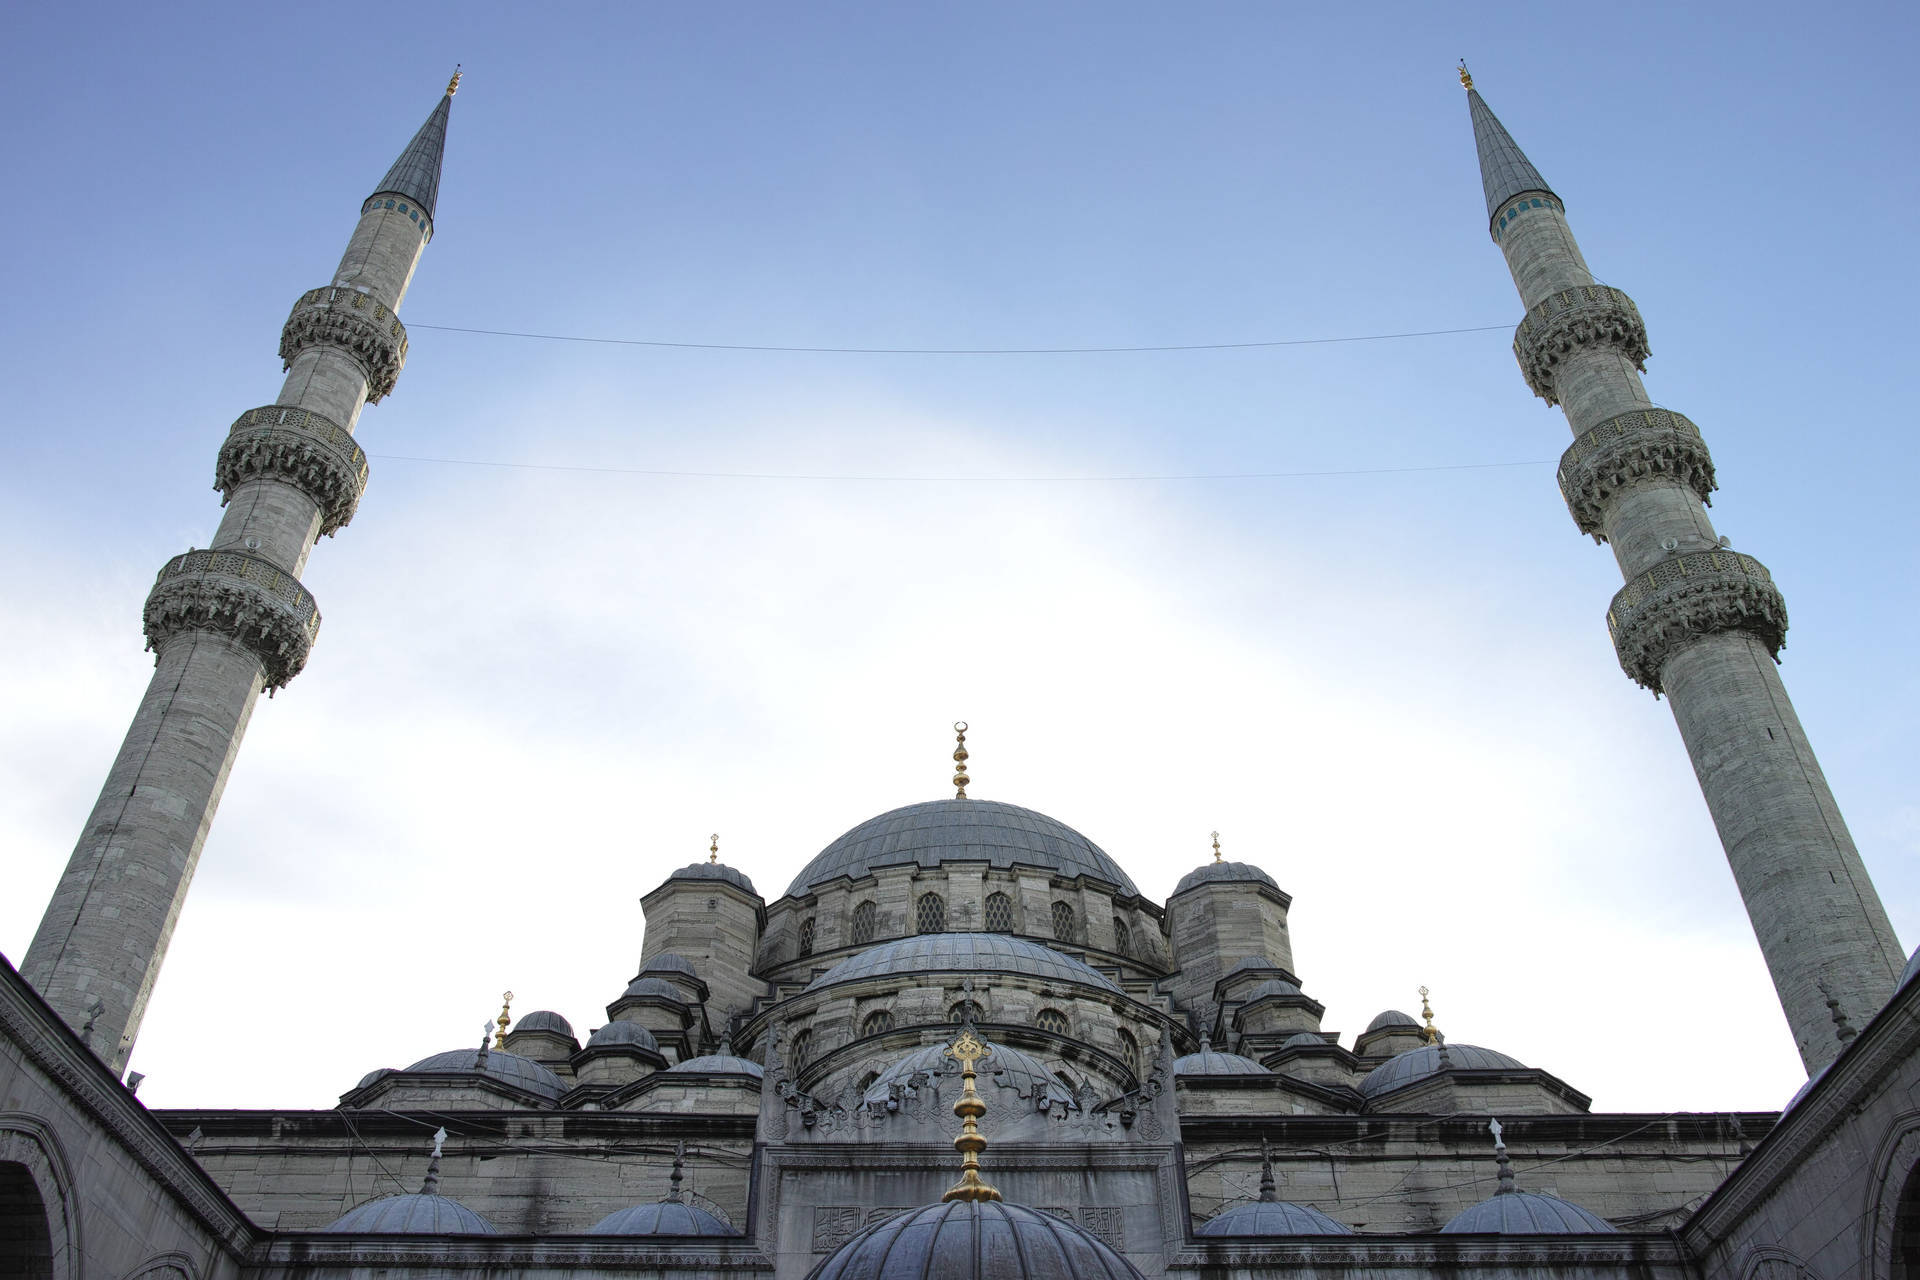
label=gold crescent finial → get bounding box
[941,1029,1002,1202]
[1211,831,1222,863]
[952,722,970,800]
[1458,61,1473,91]
[447,64,463,96]
[1419,985,1440,1045]
[709,833,719,864]
[495,990,514,1049]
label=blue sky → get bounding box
[2,3,1916,1119]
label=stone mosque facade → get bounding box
[4,66,1920,1280]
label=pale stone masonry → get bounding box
[19,82,456,1076]
[1467,73,1903,1076]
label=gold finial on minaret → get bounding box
[709,833,719,864]
[941,1029,1002,1202]
[1211,831,1223,863]
[1458,61,1473,91]
[1418,986,1440,1045]
[495,991,514,1049]
[447,64,463,96]
[952,723,970,800]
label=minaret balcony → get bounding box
[142,549,321,692]
[215,405,369,536]
[1557,408,1717,540]
[278,285,409,402]
[1606,550,1788,694]
[1513,285,1650,405]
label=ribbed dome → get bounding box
[786,799,1137,899]
[512,1010,574,1038]
[1359,1044,1525,1098]
[321,1192,497,1234]
[1197,1200,1352,1236]
[401,1048,565,1102]
[668,862,758,895]
[1242,980,1302,1002]
[806,934,1121,994]
[1173,861,1279,895]
[622,976,692,1002]
[1282,1033,1329,1049]
[587,1021,662,1051]
[809,1201,1144,1280]
[669,1053,764,1079]
[1442,1191,1615,1234]
[642,953,700,979]
[863,1039,1074,1111]
[1173,1044,1272,1077]
[1365,1009,1421,1033]
[587,1201,736,1236]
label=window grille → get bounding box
[1118,1028,1141,1078]
[949,1000,984,1025]
[797,917,816,957]
[917,893,947,934]
[1112,918,1131,957]
[790,1029,813,1072]
[1035,1008,1070,1035]
[862,1010,895,1037]
[984,892,1014,933]
[850,900,877,945]
[1051,900,1075,941]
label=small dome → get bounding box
[1359,1044,1526,1099]
[1221,957,1281,981]
[587,1201,735,1236]
[787,799,1138,899]
[806,933,1121,994]
[1198,1200,1352,1236]
[355,1067,393,1090]
[1173,1043,1272,1078]
[641,953,699,979]
[1174,861,1279,895]
[669,1053,765,1080]
[812,1201,1144,1280]
[587,1021,662,1052]
[321,1193,497,1234]
[667,862,758,896]
[1282,1032,1328,1049]
[622,976,692,1003]
[1442,1192,1615,1234]
[1365,1009,1421,1033]
[401,1048,566,1102]
[512,1010,574,1038]
[1242,979,1302,1002]
[864,1039,1074,1111]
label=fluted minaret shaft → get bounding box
[21,85,454,1074]
[1468,80,1900,1073]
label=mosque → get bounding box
[2,65,1919,1280]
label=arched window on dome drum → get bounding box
[1035,1007,1070,1036]
[797,917,816,957]
[850,900,877,945]
[1051,900,1075,942]
[949,999,984,1025]
[789,1029,812,1073]
[1117,1028,1141,1079]
[916,892,947,934]
[1112,917,1131,957]
[984,891,1014,933]
[861,1010,895,1037]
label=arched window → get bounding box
[1896,1158,1920,1279]
[850,900,877,945]
[797,917,816,957]
[1051,900,1075,941]
[1035,1007,1070,1035]
[917,892,947,934]
[0,1162,53,1280]
[984,892,1014,933]
[1112,917,1131,957]
[949,999,984,1025]
[862,1010,895,1037]
[789,1029,813,1073]
[1117,1028,1141,1079]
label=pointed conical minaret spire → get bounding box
[1462,70,1904,1076]
[20,80,457,1074]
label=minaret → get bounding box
[20,74,460,1074]
[1463,68,1901,1073]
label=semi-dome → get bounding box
[512,1010,574,1037]
[1174,861,1280,895]
[863,1039,1074,1111]
[786,799,1138,899]
[587,1021,662,1051]
[588,1201,735,1235]
[810,1201,1144,1280]
[642,953,700,979]
[1366,1009,1421,1033]
[321,1192,497,1234]
[1359,1043,1526,1098]
[1198,1200,1352,1235]
[401,1048,566,1102]
[806,933,1121,995]
[622,976,692,1003]
[669,1052,764,1079]
[1174,1040,1272,1077]
[1442,1192,1615,1234]
[667,862,758,896]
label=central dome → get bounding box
[806,934,1123,994]
[786,799,1138,899]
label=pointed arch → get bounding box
[0,1115,81,1280]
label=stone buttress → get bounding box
[20,81,458,1074]
[1466,74,1902,1073]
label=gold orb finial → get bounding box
[709,833,719,864]
[1458,61,1473,91]
[495,990,514,1049]
[1419,985,1440,1045]
[447,64,463,96]
[941,1029,1002,1202]
[952,722,970,800]
[1211,831,1222,863]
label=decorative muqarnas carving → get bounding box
[214,406,369,536]
[278,285,409,402]
[1607,550,1788,694]
[1513,285,1650,405]
[1558,408,1717,539]
[142,549,322,692]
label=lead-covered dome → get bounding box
[1359,1044,1525,1098]
[1442,1192,1615,1234]
[806,933,1122,994]
[322,1193,497,1234]
[1174,1040,1271,1077]
[402,1048,566,1103]
[1198,1200,1352,1235]
[1173,861,1279,895]
[588,1201,735,1235]
[810,1201,1143,1280]
[786,799,1138,899]
[669,1052,764,1079]
[1366,1010,1421,1033]
[668,862,758,896]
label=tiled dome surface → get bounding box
[401,1048,565,1102]
[1442,1191,1615,1234]
[809,1201,1144,1280]
[322,1192,497,1234]
[1197,1200,1352,1236]
[1173,861,1279,895]
[588,1201,736,1235]
[1358,1044,1526,1098]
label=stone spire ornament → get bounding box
[1258,1137,1278,1203]
[941,1030,1001,1202]
[1487,1118,1515,1196]
[668,1139,686,1203]
[951,722,970,799]
[19,79,458,1074]
[475,1020,493,1070]
[494,991,513,1049]
[421,1127,448,1195]
[1466,71,1903,1073]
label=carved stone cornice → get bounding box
[1558,408,1716,539]
[214,405,368,536]
[1514,284,1650,405]
[1606,550,1787,694]
[142,549,321,692]
[278,285,408,402]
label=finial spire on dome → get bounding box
[668,1139,686,1203]
[1419,986,1441,1046]
[941,1029,1002,1202]
[494,991,513,1049]
[1488,1117,1515,1196]
[474,1019,492,1069]
[1258,1137,1278,1203]
[709,833,719,864]
[446,64,463,97]
[1211,831,1222,863]
[952,723,970,799]
[421,1126,448,1194]
[1458,60,1473,91]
